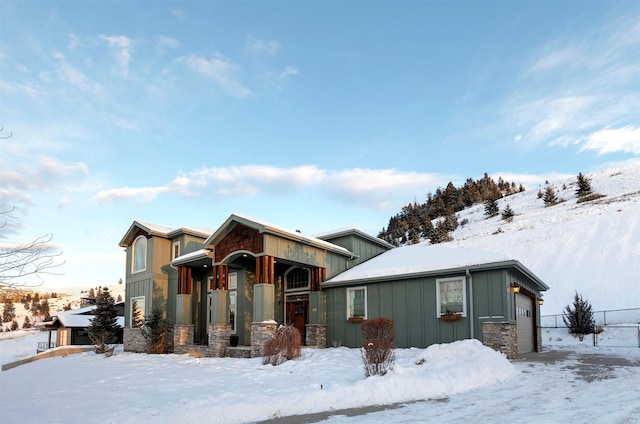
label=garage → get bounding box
[516,293,535,354]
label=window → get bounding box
[171,241,180,268]
[436,277,467,317]
[285,267,310,291]
[229,272,237,333]
[132,236,147,273]
[130,296,145,328]
[347,287,367,320]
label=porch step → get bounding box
[226,346,252,358]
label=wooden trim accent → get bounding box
[178,266,192,295]
[310,267,326,292]
[212,264,229,290]
[256,256,275,284]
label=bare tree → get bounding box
[0,219,65,287]
[0,128,65,287]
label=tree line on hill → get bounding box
[378,173,523,246]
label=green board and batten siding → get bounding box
[324,269,514,349]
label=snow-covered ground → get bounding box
[1,329,639,424]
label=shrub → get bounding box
[262,325,302,366]
[360,317,395,377]
[361,339,396,377]
[361,317,395,342]
[142,308,173,354]
[562,292,595,335]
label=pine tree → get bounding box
[22,316,32,329]
[484,198,499,218]
[575,172,593,197]
[2,300,16,323]
[142,308,173,354]
[11,320,19,331]
[562,292,595,335]
[501,204,515,221]
[543,186,559,206]
[87,288,120,355]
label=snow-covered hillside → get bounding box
[448,160,640,315]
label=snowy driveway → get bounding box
[260,349,640,424]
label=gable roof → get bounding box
[315,228,395,250]
[46,302,125,329]
[323,243,549,290]
[119,220,213,247]
[204,213,354,257]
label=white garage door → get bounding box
[516,294,534,354]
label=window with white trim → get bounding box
[436,277,467,317]
[132,236,147,273]
[130,296,145,328]
[347,286,367,320]
[172,241,180,262]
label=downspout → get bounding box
[466,269,474,339]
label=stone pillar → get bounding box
[251,321,278,358]
[208,323,231,357]
[536,325,543,352]
[173,324,194,348]
[123,327,146,353]
[482,321,517,359]
[305,324,326,348]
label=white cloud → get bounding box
[246,35,281,57]
[155,35,180,49]
[177,53,252,98]
[100,35,133,78]
[52,51,99,94]
[580,126,640,155]
[91,186,170,204]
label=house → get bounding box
[120,214,548,359]
[41,301,125,351]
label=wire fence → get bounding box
[541,307,640,328]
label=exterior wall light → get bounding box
[511,283,520,293]
[538,298,544,305]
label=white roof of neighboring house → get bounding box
[49,303,125,329]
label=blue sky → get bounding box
[1,1,639,292]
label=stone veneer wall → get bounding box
[482,321,517,359]
[173,324,194,348]
[208,323,231,358]
[305,324,327,348]
[251,321,278,358]
[123,328,146,353]
[536,326,542,353]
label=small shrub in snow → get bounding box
[501,204,515,222]
[361,339,396,377]
[360,317,396,377]
[562,292,595,335]
[142,308,173,354]
[262,325,302,366]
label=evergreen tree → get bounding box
[543,186,559,206]
[2,300,16,323]
[40,299,51,321]
[575,172,593,197]
[142,308,173,354]
[562,292,595,335]
[87,288,120,355]
[22,316,32,329]
[484,198,499,218]
[88,288,96,298]
[11,320,19,331]
[501,204,515,221]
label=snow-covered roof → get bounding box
[205,213,354,258]
[323,243,548,290]
[119,221,213,247]
[48,303,125,329]
[171,248,213,266]
[315,227,395,250]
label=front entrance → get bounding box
[285,294,308,345]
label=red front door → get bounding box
[285,295,308,345]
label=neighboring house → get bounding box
[119,214,548,359]
[42,302,125,350]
